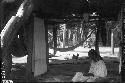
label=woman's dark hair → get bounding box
[88,49,103,62]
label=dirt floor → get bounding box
[10,57,121,82]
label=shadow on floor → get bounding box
[10,57,121,82]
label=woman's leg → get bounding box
[86,77,98,82]
[72,72,90,82]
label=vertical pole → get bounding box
[95,18,100,55]
[0,2,4,31]
[121,3,125,82]
[53,25,57,55]
[67,28,69,47]
[68,29,71,46]
[118,6,123,75]
[80,20,84,46]
[76,27,78,44]
[80,20,84,41]
[33,17,47,77]
[111,29,114,55]
[106,22,109,46]
[44,20,49,68]
[73,34,75,46]
[62,24,66,48]
[25,14,34,82]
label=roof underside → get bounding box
[3,0,124,20]
[33,0,123,20]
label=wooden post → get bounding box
[118,7,122,74]
[80,20,83,41]
[0,2,4,31]
[76,27,79,44]
[24,14,34,81]
[111,29,114,55]
[33,17,47,77]
[62,24,66,48]
[67,28,69,47]
[73,34,76,45]
[80,20,85,46]
[106,22,110,46]
[121,4,125,82]
[53,25,57,55]
[68,29,71,46]
[95,19,100,55]
[119,42,122,74]
[44,20,49,67]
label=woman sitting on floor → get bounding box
[72,49,107,82]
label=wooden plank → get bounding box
[33,17,47,77]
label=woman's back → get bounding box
[89,60,107,77]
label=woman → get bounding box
[72,49,107,82]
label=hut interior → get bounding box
[1,0,125,82]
